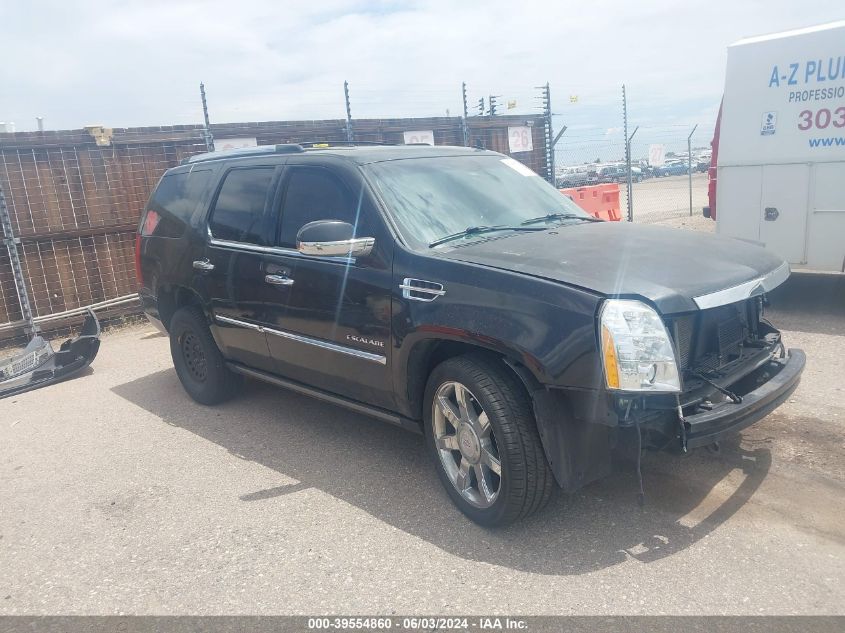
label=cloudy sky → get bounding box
[0,0,841,156]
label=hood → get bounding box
[438,222,787,314]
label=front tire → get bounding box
[169,306,241,405]
[424,355,555,527]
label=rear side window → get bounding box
[208,167,275,245]
[144,169,212,237]
[278,167,358,247]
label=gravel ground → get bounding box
[1,274,843,616]
[624,173,711,226]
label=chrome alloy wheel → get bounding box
[432,381,502,508]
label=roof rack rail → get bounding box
[297,140,396,147]
[180,141,399,165]
[181,143,305,165]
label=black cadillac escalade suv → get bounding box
[136,143,805,526]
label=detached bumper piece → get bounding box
[682,348,805,449]
[0,311,101,400]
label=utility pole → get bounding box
[477,97,485,116]
[688,124,698,216]
[488,95,498,116]
[344,80,354,143]
[200,82,214,152]
[461,82,470,146]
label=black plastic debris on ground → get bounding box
[0,310,101,400]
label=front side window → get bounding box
[277,167,360,248]
[208,167,275,245]
[364,155,590,249]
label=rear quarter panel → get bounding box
[138,163,221,324]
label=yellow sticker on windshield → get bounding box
[500,158,537,177]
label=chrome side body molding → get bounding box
[208,234,357,265]
[214,315,386,365]
[298,237,374,258]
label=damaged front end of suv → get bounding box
[599,264,804,456]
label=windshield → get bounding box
[364,155,591,249]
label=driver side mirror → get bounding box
[296,220,374,258]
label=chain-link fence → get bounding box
[626,124,713,224]
[552,86,715,226]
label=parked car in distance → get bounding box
[638,164,657,179]
[596,165,642,184]
[655,161,690,177]
[557,168,598,188]
[597,166,623,183]
[137,143,805,526]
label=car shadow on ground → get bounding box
[768,272,845,335]
[112,369,771,576]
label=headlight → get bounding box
[599,299,680,392]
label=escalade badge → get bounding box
[347,335,385,348]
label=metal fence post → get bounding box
[622,85,634,222]
[552,126,568,147]
[199,82,214,152]
[625,125,639,223]
[0,183,38,337]
[461,82,470,147]
[539,82,555,186]
[344,80,354,142]
[687,123,698,216]
[488,95,499,116]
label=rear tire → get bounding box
[424,354,555,527]
[169,306,241,405]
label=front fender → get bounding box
[393,248,604,392]
[504,360,615,491]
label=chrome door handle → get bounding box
[265,274,294,286]
[193,259,215,271]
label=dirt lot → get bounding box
[625,173,713,228]
[1,273,844,615]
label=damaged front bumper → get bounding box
[527,346,805,494]
[626,346,806,451]
[680,348,805,449]
[0,311,101,400]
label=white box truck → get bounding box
[707,21,845,272]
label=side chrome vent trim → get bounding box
[399,278,446,302]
